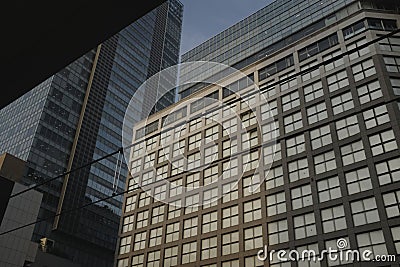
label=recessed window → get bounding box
[375,157,400,185]
[310,124,332,149]
[243,198,262,223]
[351,197,380,226]
[352,58,376,82]
[382,190,400,218]
[291,184,313,209]
[304,81,323,102]
[284,111,303,133]
[357,80,382,104]
[345,167,372,195]
[327,70,349,92]
[294,212,316,239]
[321,205,347,233]
[369,130,398,156]
[331,91,354,115]
[244,225,263,250]
[317,176,341,202]
[266,191,286,216]
[288,157,309,182]
[268,219,288,245]
[340,140,366,166]
[347,38,370,61]
[314,150,336,174]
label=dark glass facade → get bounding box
[0,1,183,266]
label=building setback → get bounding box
[117,1,400,266]
[0,1,183,266]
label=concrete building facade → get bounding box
[116,1,400,266]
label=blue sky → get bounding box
[179,0,274,55]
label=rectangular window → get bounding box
[243,150,260,172]
[347,38,370,61]
[300,61,320,82]
[151,206,164,224]
[121,215,134,233]
[149,227,163,247]
[357,80,382,104]
[222,231,239,255]
[202,211,218,233]
[243,198,262,223]
[222,181,239,203]
[223,138,237,158]
[244,225,263,250]
[288,157,309,182]
[263,142,281,165]
[222,118,237,136]
[136,210,149,229]
[294,212,316,239]
[187,152,201,170]
[317,176,341,202]
[323,50,344,72]
[314,151,336,174]
[164,246,178,266]
[158,146,170,163]
[189,117,202,132]
[146,136,158,151]
[351,197,380,226]
[279,71,298,91]
[201,236,217,260]
[183,217,198,238]
[390,78,400,95]
[304,81,323,102]
[382,190,400,218]
[138,192,151,207]
[184,194,200,214]
[132,255,144,267]
[327,70,349,92]
[262,120,279,143]
[134,232,146,251]
[363,104,390,129]
[291,184,313,209]
[182,242,197,264]
[222,205,239,228]
[260,81,277,99]
[379,35,400,52]
[147,248,161,264]
[204,165,218,186]
[167,200,181,219]
[282,91,300,112]
[321,205,347,233]
[242,130,259,150]
[265,166,284,190]
[171,158,184,175]
[186,172,200,191]
[286,134,305,157]
[266,191,286,216]
[343,20,366,40]
[307,102,328,124]
[188,133,201,151]
[340,140,366,166]
[310,125,332,149]
[222,159,238,180]
[172,139,185,158]
[125,195,137,213]
[336,115,359,140]
[376,157,400,185]
[284,111,303,133]
[331,91,354,115]
[166,222,180,243]
[391,226,400,254]
[345,167,372,195]
[241,111,257,128]
[203,187,218,208]
[243,174,261,196]
[356,230,388,258]
[119,236,131,255]
[268,219,289,245]
[352,59,376,82]
[369,130,398,156]
[205,125,219,144]
[261,100,278,121]
[169,178,182,198]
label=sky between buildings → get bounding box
[179,0,274,55]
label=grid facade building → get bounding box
[117,2,400,267]
[0,1,183,266]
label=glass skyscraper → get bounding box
[117,0,400,266]
[0,1,183,266]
